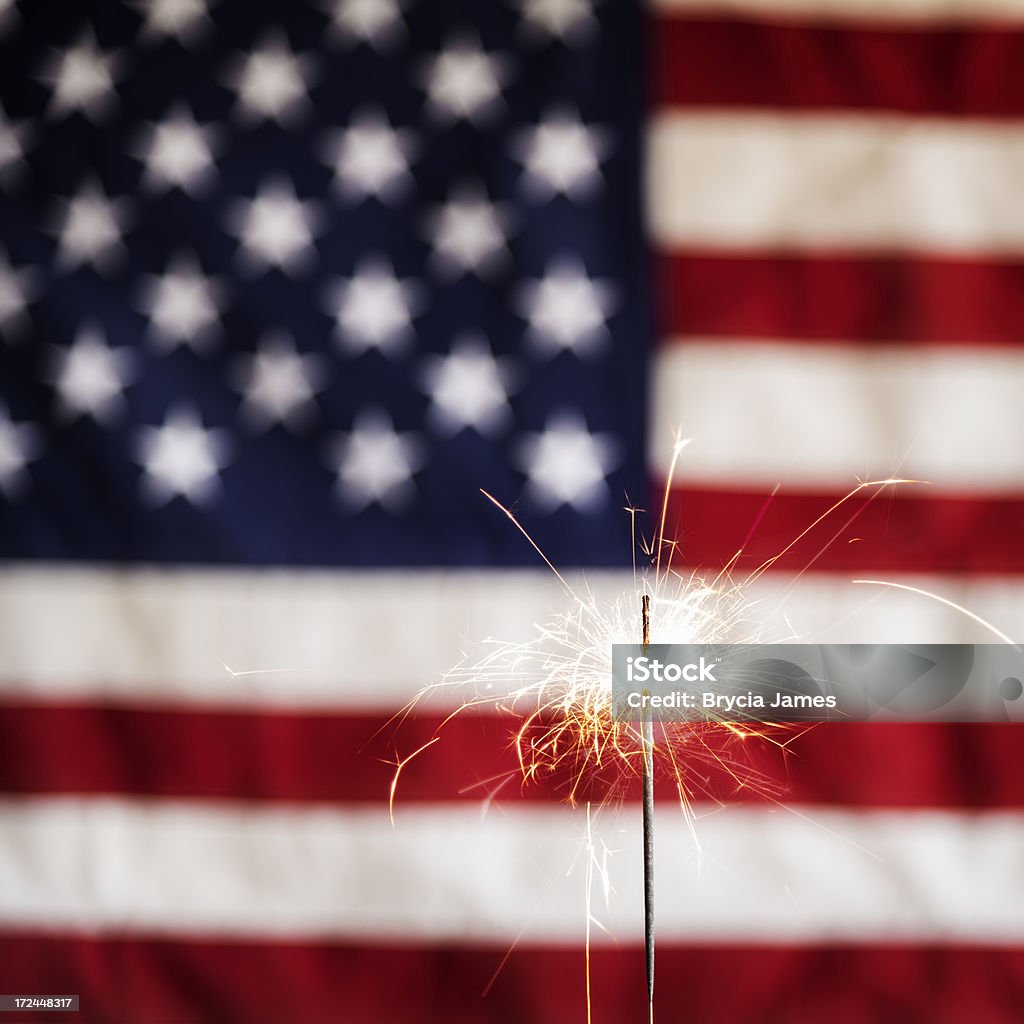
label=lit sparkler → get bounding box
[390,437,917,1019]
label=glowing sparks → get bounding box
[394,456,802,818]
[388,457,927,819]
[431,566,769,805]
[385,448,939,1019]
[380,447,1023,1020]
[387,736,441,825]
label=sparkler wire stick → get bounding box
[640,594,655,1021]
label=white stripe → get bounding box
[651,0,1024,24]
[0,567,579,708]
[652,340,1024,490]
[0,567,1020,706]
[648,114,1024,254]
[0,798,1021,943]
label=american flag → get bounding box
[1,0,1022,1020]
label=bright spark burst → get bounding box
[381,440,946,1020]
[388,438,915,817]
[434,538,784,808]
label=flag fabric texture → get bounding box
[1,1,1023,1022]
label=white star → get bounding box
[323,259,422,358]
[0,103,30,186]
[319,110,416,203]
[516,258,617,358]
[137,253,225,351]
[424,184,511,278]
[38,30,122,122]
[515,411,620,512]
[230,333,328,432]
[327,408,426,512]
[512,109,611,200]
[52,179,131,274]
[420,336,517,437]
[321,0,405,49]
[135,405,231,506]
[50,324,135,424]
[516,0,597,42]
[0,403,41,500]
[226,178,323,275]
[0,248,40,340]
[131,0,215,46]
[133,105,220,194]
[225,32,317,126]
[419,36,511,123]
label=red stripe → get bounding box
[1,932,1022,1024]
[652,18,1024,118]
[1,703,1022,808]
[666,485,1024,574]
[655,253,1024,344]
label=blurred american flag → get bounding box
[1,0,1023,1021]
